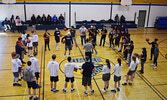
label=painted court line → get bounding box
[39,46,43,100]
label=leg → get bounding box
[150,48,154,60]
[54,82,57,89]
[84,36,86,44]
[71,82,74,89]
[28,88,31,96]
[103,36,106,46]
[4,25,7,31]
[65,82,67,89]
[47,41,50,50]
[45,41,47,50]
[81,36,83,45]
[51,82,53,89]
[99,36,103,46]
[109,38,112,47]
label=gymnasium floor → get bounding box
[0,28,167,100]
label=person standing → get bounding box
[128,41,134,66]
[108,29,115,48]
[101,59,111,93]
[61,32,73,58]
[70,26,77,47]
[15,54,23,81]
[111,58,122,93]
[80,56,96,96]
[139,48,147,74]
[54,28,61,50]
[63,57,78,93]
[90,32,98,55]
[47,54,59,93]
[15,16,22,33]
[23,61,39,100]
[21,31,27,46]
[83,39,93,62]
[151,44,159,69]
[99,26,107,47]
[26,34,33,57]
[15,39,25,63]
[43,29,51,51]
[78,24,87,45]
[32,30,39,53]
[147,38,158,61]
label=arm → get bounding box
[93,67,96,73]
[80,69,84,74]
[71,36,73,45]
[61,36,65,42]
[36,60,40,72]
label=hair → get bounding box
[86,38,89,42]
[71,26,74,29]
[155,38,158,41]
[130,41,133,44]
[33,52,38,56]
[134,53,139,58]
[67,57,71,62]
[15,54,20,58]
[85,56,90,61]
[106,59,111,69]
[18,37,22,41]
[117,58,121,66]
[45,29,48,32]
[132,56,136,63]
[27,61,32,66]
[103,26,106,28]
[26,34,30,39]
[52,54,56,60]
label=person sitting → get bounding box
[52,15,58,24]
[47,14,52,25]
[115,14,119,25]
[31,14,36,27]
[36,15,42,25]
[58,14,65,25]
[42,14,47,25]
[120,15,126,25]
[3,17,11,32]
[10,15,15,33]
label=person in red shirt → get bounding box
[43,29,50,51]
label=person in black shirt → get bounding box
[99,26,107,47]
[10,15,15,33]
[120,25,125,32]
[90,32,98,55]
[42,14,47,25]
[108,29,115,48]
[93,26,99,45]
[36,15,41,24]
[58,14,65,25]
[128,41,134,66]
[54,28,61,50]
[31,14,36,26]
[70,26,77,47]
[47,14,52,25]
[61,32,73,58]
[139,48,147,74]
[147,38,158,61]
[120,15,126,25]
[81,56,96,96]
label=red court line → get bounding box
[38,46,43,100]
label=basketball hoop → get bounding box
[6,3,11,5]
[121,0,132,6]
[2,0,16,5]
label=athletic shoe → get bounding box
[29,96,33,100]
[71,89,75,93]
[149,59,152,61]
[84,92,88,96]
[113,47,116,50]
[15,83,22,86]
[36,85,41,89]
[101,89,106,93]
[154,66,157,69]
[64,55,66,58]
[91,90,94,94]
[53,90,59,93]
[63,89,66,93]
[95,51,98,55]
[34,97,39,100]
[111,89,116,93]
[129,83,132,85]
[13,83,16,86]
[51,88,54,91]
[117,88,120,91]
[122,83,127,86]
[151,64,154,66]
[48,49,50,51]
[92,50,94,54]
[105,88,108,92]
[56,47,58,50]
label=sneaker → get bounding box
[36,85,41,89]
[129,83,132,85]
[91,90,94,94]
[53,90,59,93]
[101,89,106,93]
[95,51,98,55]
[63,89,66,93]
[15,83,22,86]
[113,47,116,50]
[154,66,157,69]
[48,49,50,51]
[64,55,66,58]
[111,89,116,93]
[117,88,120,91]
[21,76,23,79]
[29,96,33,100]
[92,50,94,54]
[51,88,54,91]
[117,48,119,51]
[13,83,16,86]
[84,92,88,96]
[122,83,127,86]
[149,59,152,61]
[34,97,39,100]
[71,89,75,93]
[19,79,21,81]
[105,88,108,92]
[151,64,154,66]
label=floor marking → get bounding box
[23,84,27,100]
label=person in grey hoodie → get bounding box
[151,44,159,69]
[78,24,87,45]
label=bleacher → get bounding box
[155,17,167,29]
[76,20,137,29]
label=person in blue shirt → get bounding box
[52,15,58,24]
[139,47,147,74]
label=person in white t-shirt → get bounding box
[21,31,27,46]
[133,53,139,78]
[26,34,33,57]
[29,52,41,88]
[11,52,21,86]
[63,57,78,93]
[47,54,59,93]
[111,58,122,93]
[122,56,137,86]
[101,59,111,93]
[15,54,23,80]
[15,16,22,33]
[32,30,39,53]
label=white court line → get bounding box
[23,84,27,100]
[75,80,81,100]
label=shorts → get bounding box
[28,47,33,50]
[127,70,135,75]
[27,81,37,89]
[33,42,38,47]
[35,72,40,80]
[115,39,120,45]
[18,67,22,73]
[65,45,72,51]
[102,73,111,81]
[82,76,91,86]
[92,43,96,48]
[65,77,74,83]
[50,76,59,82]
[55,37,60,43]
[114,75,121,82]
[13,72,19,78]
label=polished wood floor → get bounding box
[0,28,167,100]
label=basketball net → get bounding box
[121,0,132,6]
[2,0,16,5]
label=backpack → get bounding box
[23,67,33,82]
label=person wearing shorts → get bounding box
[15,54,23,80]
[122,56,137,86]
[70,26,78,47]
[90,32,98,55]
[54,28,61,50]
[63,57,78,93]
[81,56,96,96]
[26,34,33,57]
[83,39,93,62]
[32,30,39,53]
[61,32,73,58]
[47,54,59,93]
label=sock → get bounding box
[33,95,36,98]
[64,88,67,90]
[130,81,132,83]
[71,88,74,90]
[85,90,87,93]
[106,86,108,89]
[29,95,32,97]
[104,88,106,90]
[114,88,117,91]
[90,88,93,91]
[117,87,120,89]
[125,81,128,83]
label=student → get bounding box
[102,59,111,93]
[147,38,158,61]
[90,32,98,55]
[15,16,22,33]
[22,31,27,46]
[11,52,21,86]
[43,29,50,51]
[58,14,65,25]
[127,41,134,66]
[78,24,87,45]
[26,34,33,57]
[108,29,115,48]
[41,14,47,25]
[133,53,139,77]
[151,44,159,69]
[63,57,78,93]
[81,56,96,96]
[83,39,93,62]
[92,26,99,45]
[139,48,147,74]
[99,26,107,47]
[52,15,58,24]
[70,26,77,47]
[32,30,39,53]
[61,32,73,58]
[114,30,121,51]
[31,14,36,27]
[54,28,61,50]
[15,54,23,80]
[29,52,41,88]
[47,54,59,93]
[23,61,39,100]
[10,15,15,33]
[111,58,122,93]
[122,56,137,85]
[3,17,11,32]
